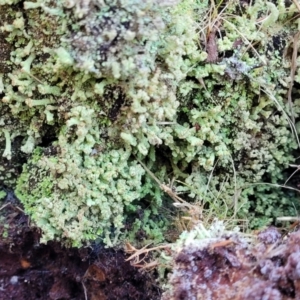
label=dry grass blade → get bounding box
[287,31,300,124]
[261,86,300,149]
[137,158,205,231]
[277,216,300,222]
[221,17,266,65]
[292,0,300,13]
[248,182,300,193]
[136,158,201,213]
[129,260,159,270]
[284,164,300,185]
[81,281,88,300]
[124,242,171,270]
[125,242,171,262]
[0,203,10,211]
[0,203,24,213]
[124,241,139,254]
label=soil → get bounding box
[0,191,161,300]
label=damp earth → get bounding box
[0,192,161,300]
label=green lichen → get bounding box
[0,190,6,200]
[0,0,299,247]
[15,104,147,246]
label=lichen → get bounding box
[0,190,6,200]
[15,103,148,246]
[0,0,299,247]
[162,224,300,299]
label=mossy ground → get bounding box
[1,0,300,284]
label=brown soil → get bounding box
[0,191,161,300]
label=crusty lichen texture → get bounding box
[0,0,299,246]
[162,223,300,299]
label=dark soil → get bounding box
[0,191,161,300]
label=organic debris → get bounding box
[162,224,300,299]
